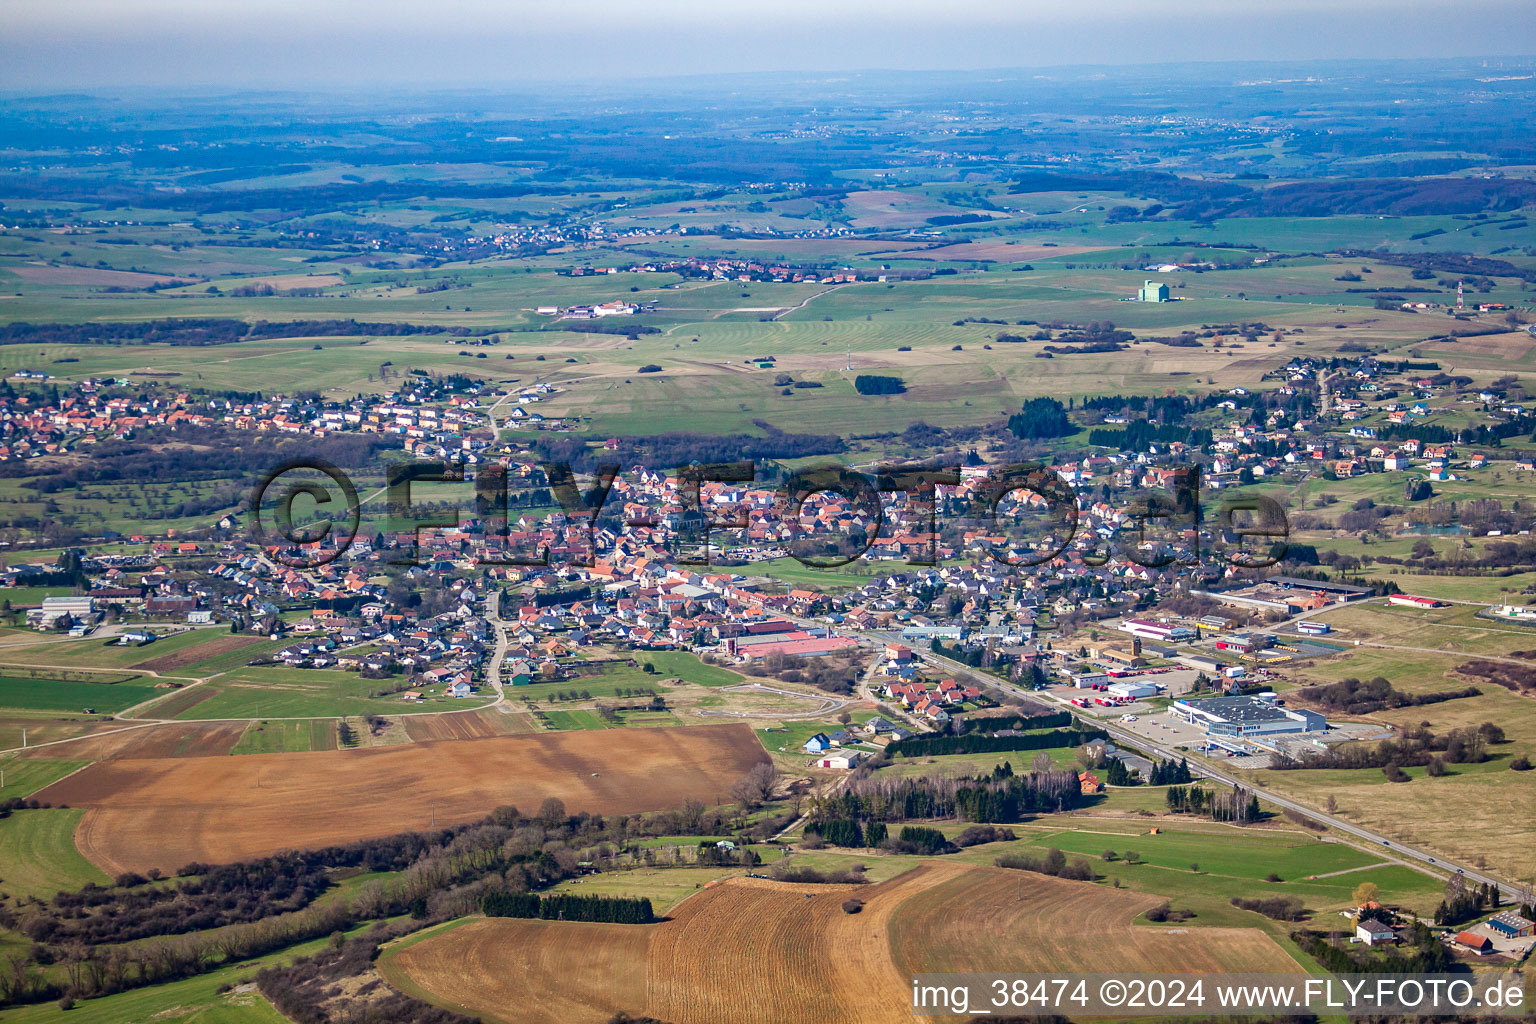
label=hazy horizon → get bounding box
[3,0,1535,90]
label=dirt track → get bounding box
[37,723,768,875]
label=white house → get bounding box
[1356,919,1394,946]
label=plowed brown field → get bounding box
[382,863,1303,1024]
[36,723,767,875]
[19,721,247,760]
[133,636,262,674]
[402,709,505,741]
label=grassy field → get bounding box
[727,556,909,590]
[229,719,338,754]
[0,674,163,714]
[546,867,751,912]
[1247,642,1536,884]
[0,587,72,607]
[541,708,609,730]
[638,652,745,687]
[169,667,488,720]
[1312,601,1536,658]
[0,757,90,799]
[797,815,1447,919]
[0,629,218,671]
[0,808,112,900]
[0,923,388,1024]
[878,745,1084,778]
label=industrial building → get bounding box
[1487,911,1534,938]
[25,595,98,630]
[1170,693,1327,737]
[1118,618,1195,643]
[1213,633,1271,654]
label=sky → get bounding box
[2,0,1535,90]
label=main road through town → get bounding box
[822,615,1526,902]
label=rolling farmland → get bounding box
[35,723,768,875]
[384,862,1303,1024]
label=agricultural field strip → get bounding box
[383,863,1302,1024]
[34,723,771,875]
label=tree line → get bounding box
[1164,784,1263,823]
[0,318,471,348]
[814,767,1087,826]
[1269,721,1504,772]
[887,728,1106,758]
[480,891,654,924]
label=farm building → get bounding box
[815,752,862,770]
[1171,693,1326,737]
[1454,931,1493,955]
[1487,912,1535,938]
[1388,594,1446,609]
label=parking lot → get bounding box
[1114,706,1209,753]
[1109,708,1394,770]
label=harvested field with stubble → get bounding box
[36,723,767,875]
[401,707,522,741]
[382,863,1303,1024]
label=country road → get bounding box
[906,641,1527,902]
[485,588,510,705]
[773,605,1528,901]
